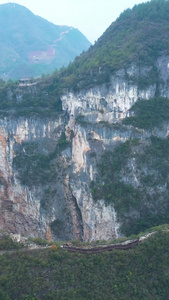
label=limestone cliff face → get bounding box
[62,62,158,124]
[61,56,169,241]
[0,115,82,241]
[1,56,169,241]
[0,117,54,237]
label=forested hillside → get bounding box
[56,0,169,90]
[0,228,169,299]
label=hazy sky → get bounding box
[0,0,149,43]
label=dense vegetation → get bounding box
[0,235,23,251]
[123,97,169,129]
[0,229,169,299]
[0,80,62,117]
[54,0,169,91]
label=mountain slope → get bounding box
[58,0,169,91]
[0,3,91,80]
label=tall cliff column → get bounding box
[62,68,157,241]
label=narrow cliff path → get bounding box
[0,231,160,256]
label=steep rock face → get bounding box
[1,56,169,241]
[62,70,155,125]
[0,115,82,241]
[61,57,169,241]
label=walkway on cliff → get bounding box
[0,231,159,256]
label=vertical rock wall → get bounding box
[1,57,169,241]
[62,65,158,241]
[0,116,77,240]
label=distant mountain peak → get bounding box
[0,3,91,80]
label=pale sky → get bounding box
[0,0,149,43]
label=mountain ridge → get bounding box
[0,2,91,80]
